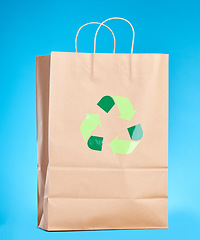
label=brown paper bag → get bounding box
[36,17,168,231]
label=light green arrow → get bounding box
[80,114,101,142]
[112,96,136,121]
[109,136,140,155]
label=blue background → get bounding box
[0,0,200,239]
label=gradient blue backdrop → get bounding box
[0,0,200,239]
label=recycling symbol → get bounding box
[80,96,143,154]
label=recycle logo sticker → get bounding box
[80,96,143,155]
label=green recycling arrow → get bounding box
[97,95,136,121]
[109,136,140,155]
[87,136,103,151]
[97,96,115,113]
[81,95,143,154]
[112,96,136,121]
[128,124,143,141]
[80,114,101,142]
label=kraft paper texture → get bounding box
[36,52,168,231]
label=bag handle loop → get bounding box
[94,17,135,54]
[75,22,116,53]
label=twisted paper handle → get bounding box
[94,17,135,54]
[75,22,116,53]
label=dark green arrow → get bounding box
[87,136,103,151]
[127,124,143,141]
[97,96,115,113]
